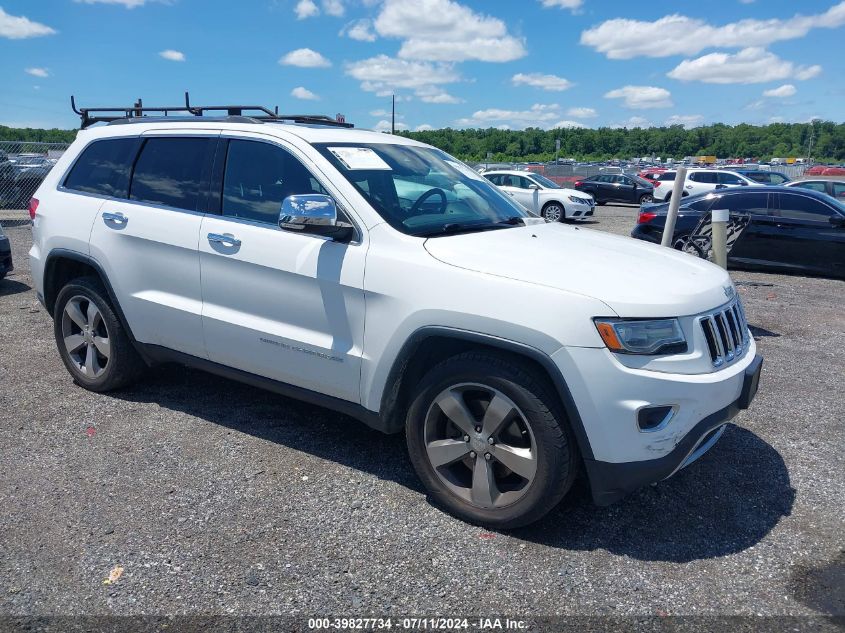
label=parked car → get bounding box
[785,179,845,199]
[483,170,594,221]
[0,222,12,279]
[573,174,655,205]
[0,162,53,209]
[730,169,790,185]
[632,187,845,279]
[30,105,762,528]
[804,165,845,177]
[651,169,758,202]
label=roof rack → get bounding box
[71,92,353,129]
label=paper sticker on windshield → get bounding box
[328,147,392,171]
[445,160,485,182]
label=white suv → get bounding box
[29,105,762,528]
[653,168,757,202]
[482,170,594,221]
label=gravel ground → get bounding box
[0,208,843,623]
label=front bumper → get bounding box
[551,338,762,504]
[0,235,12,276]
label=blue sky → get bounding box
[1,0,843,131]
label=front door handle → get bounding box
[207,232,241,247]
[102,211,127,225]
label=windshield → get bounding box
[315,143,530,237]
[528,174,561,189]
[633,176,653,187]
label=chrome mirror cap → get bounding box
[279,194,338,230]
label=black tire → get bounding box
[638,194,653,204]
[53,276,145,392]
[406,352,578,529]
[595,200,606,206]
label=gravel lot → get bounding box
[0,206,843,624]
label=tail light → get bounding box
[574,180,583,187]
[28,198,39,220]
[653,181,661,187]
[638,211,656,224]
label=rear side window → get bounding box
[716,192,769,215]
[690,172,717,184]
[658,172,676,181]
[717,172,745,185]
[779,193,834,221]
[130,137,211,211]
[63,138,140,198]
[795,182,827,193]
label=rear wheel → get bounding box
[541,202,565,223]
[53,277,145,392]
[638,194,653,204]
[406,352,578,529]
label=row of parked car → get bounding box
[0,151,56,210]
[479,166,845,280]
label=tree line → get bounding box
[2,120,843,162]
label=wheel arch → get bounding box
[379,326,594,460]
[541,199,568,218]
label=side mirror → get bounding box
[830,215,845,228]
[279,194,354,242]
[528,184,540,190]
[715,184,727,189]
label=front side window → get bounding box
[315,143,528,237]
[64,137,140,199]
[779,194,835,221]
[221,140,326,224]
[130,137,211,211]
[718,172,745,185]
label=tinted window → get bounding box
[222,140,326,224]
[63,138,139,198]
[690,172,717,184]
[715,192,769,215]
[795,181,827,193]
[516,176,534,189]
[717,172,745,185]
[833,183,845,199]
[484,174,501,185]
[768,173,789,184]
[779,194,834,221]
[658,172,676,181]
[130,137,211,211]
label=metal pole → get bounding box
[661,165,688,248]
[711,208,728,269]
[391,94,395,135]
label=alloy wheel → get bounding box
[423,383,538,509]
[543,204,563,222]
[61,295,111,378]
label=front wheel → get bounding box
[638,194,653,204]
[541,202,565,223]
[406,352,578,529]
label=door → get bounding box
[716,171,749,189]
[686,171,718,196]
[771,192,845,274]
[199,136,366,402]
[611,175,636,202]
[88,132,216,358]
[710,192,773,266]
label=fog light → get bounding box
[637,405,676,432]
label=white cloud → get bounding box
[419,91,462,104]
[373,119,409,132]
[0,7,56,38]
[369,109,390,117]
[25,67,49,78]
[511,72,573,92]
[415,123,435,131]
[75,0,152,7]
[322,0,345,17]
[345,54,460,100]
[342,19,376,41]
[763,83,796,98]
[610,116,652,129]
[566,106,597,119]
[604,85,673,109]
[580,2,845,59]
[295,0,319,19]
[456,103,567,129]
[540,0,583,12]
[552,120,587,129]
[664,114,705,128]
[279,48,332,68]
[373,0,526,62]
[668,47,822,84]
[159,49,185,62]
[291,86,319,100]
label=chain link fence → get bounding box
[0,141,71,212]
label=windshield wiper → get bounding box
[414,222,510,237]
[497,216,525,226]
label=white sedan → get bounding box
[483,170,595,222]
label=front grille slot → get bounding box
[699,299,749,367]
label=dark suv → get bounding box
[573,174,654,205]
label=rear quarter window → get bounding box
[63,137,140,198]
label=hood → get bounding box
[424,222,733,317]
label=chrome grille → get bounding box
[699,299,749,367]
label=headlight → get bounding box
[568,195,586,204]
[593,318,687,355]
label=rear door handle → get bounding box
[102,211,127,224]
[207,232,241,247]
